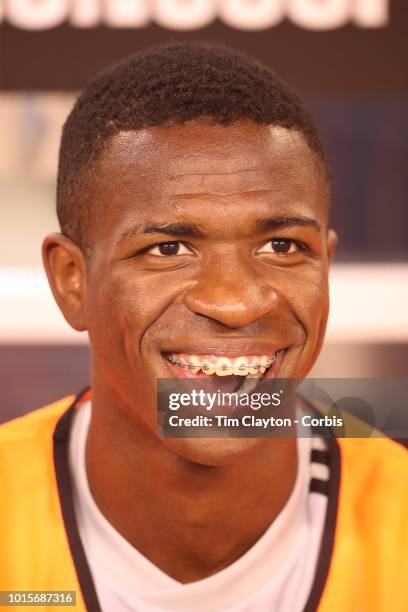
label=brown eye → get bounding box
[257,238,300,256]
[148,241,192,257]
[158,242,180,256]
[271,239,292,254]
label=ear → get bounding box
[326,229,337,266]
[42,233,87,332]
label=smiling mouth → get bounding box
[163,350,286,380]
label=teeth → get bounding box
[215,357,234,376]
[189,355,201,374]
[202,359,216,375]
[233,356,249,376]
[247,357,259,375]
[166,351,282,376]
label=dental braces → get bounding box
[166,351,281,372]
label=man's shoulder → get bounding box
[338,436,408,500]
[339,435,408,467]
[0,396,75,448]
[0,397,75,502]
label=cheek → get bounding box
[85,268,185,356]
[86,275,142,350]
[278,267,330,336]
[296,273,330,377]
[278,268,329,377]
[300,275,329,328]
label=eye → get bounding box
[147,241,192,257]
[257,238,304,256]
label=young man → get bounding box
[1,43,407,612]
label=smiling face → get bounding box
[44,121,336,464]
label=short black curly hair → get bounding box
[57,41,328,251]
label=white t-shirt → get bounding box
[69,402,329,612]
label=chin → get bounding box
[162,436,265,467]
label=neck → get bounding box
[86,383,298,583]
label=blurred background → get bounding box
[1,0,407,422]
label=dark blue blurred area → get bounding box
[0,345,90,423]
[309,97,408,261]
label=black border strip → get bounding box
[53,389,102,612]
[303,434,341,612]
[310,478,330,496]
[311,449,330,466]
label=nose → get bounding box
[184,261,279,329]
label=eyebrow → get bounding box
[117,215,320,244]
[255,216,321,233]
[117,222,205,242]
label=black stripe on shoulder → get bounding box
[310,478,330,496]
[53,389,102,612]
[303,434,341,612]
[311,449,330,466]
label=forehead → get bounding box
[91,122,328,237]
